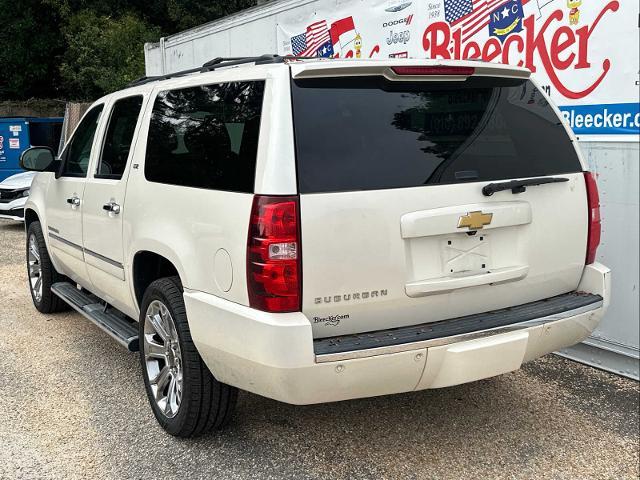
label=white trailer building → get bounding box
[145,0,639,379]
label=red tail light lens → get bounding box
[391,66,475,76]
[247,195,301,312]
[584,172,601,264]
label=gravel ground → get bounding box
[1,218,638,480]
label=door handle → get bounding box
[66,196,81,207]
[102,201,121,214]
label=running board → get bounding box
[51,282,139,352]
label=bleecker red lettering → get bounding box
[452,28,463,59]
[369,45,380,58]
[482,38,502,63]
[575,1,619,69]
[423,22,451,58]
[523,10,561,73]
[550,26,576,70]
[462,42,481,60]
[523,5,615,100]
[419,1,618,101]
[502,34,524,66]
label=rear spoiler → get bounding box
[289,59,531,82]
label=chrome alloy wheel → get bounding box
[28,234,43,303]
[143,300,183,418]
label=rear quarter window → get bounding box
[145,81,265,193]
[291,77,581,194]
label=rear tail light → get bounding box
[247,195,301,312]
[391,66,475,76]
[584,172,601,264]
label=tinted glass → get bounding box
[28,122,62,150]
[292,77,581,194]
[97,96,143,179]
[61,105,104,177]
[145,81,265,192]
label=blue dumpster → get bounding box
[0,117,63,181]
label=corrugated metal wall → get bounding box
[559,141,639,379]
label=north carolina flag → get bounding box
[489,0,524,42]
[330,16,357,49]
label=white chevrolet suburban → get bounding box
[20,56,610,437]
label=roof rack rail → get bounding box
[126,54,320,88]
[126,66,202,88]
[201,56,248,68]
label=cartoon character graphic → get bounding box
[354,33,363,58]
[567,0,582,25]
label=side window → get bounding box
[60,105,104,177]
[145,81,265,193]
[96,96,144,179]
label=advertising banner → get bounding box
[277,0,639,137]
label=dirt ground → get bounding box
[1,218,638,480]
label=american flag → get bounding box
[444,0,531,43]
[291,20,331,56]
[444,0,475,23]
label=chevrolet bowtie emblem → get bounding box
[457,211,493,230]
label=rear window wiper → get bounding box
[482,176,569,196]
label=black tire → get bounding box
[26,221,70,313]
[139,276,237,437]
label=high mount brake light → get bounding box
[391,66,475,76]
[247,195,301,313]
[584,172,601,265]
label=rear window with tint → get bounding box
[145,81,264,193]
[291,77,581,194]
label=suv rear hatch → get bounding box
[290,63,589,338]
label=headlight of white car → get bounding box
[22,189,30,197]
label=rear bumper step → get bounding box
[314,292,602,362]
[51,282,139,351]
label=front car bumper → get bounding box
[184,262,610,405]
[0,195,27,221]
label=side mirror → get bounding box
[19,147,60,173]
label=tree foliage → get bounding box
[0,0,64,99]
[60,11,159,99]
[0,0,256,101]
[164,0,258,32]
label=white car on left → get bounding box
[0,171,35,221]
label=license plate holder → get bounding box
[442,233,490,275]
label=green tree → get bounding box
[0,1,257,100]
[43,0,257,36]
[59,11,160,99]
[0,0,64,99]
[164,0,257,32]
